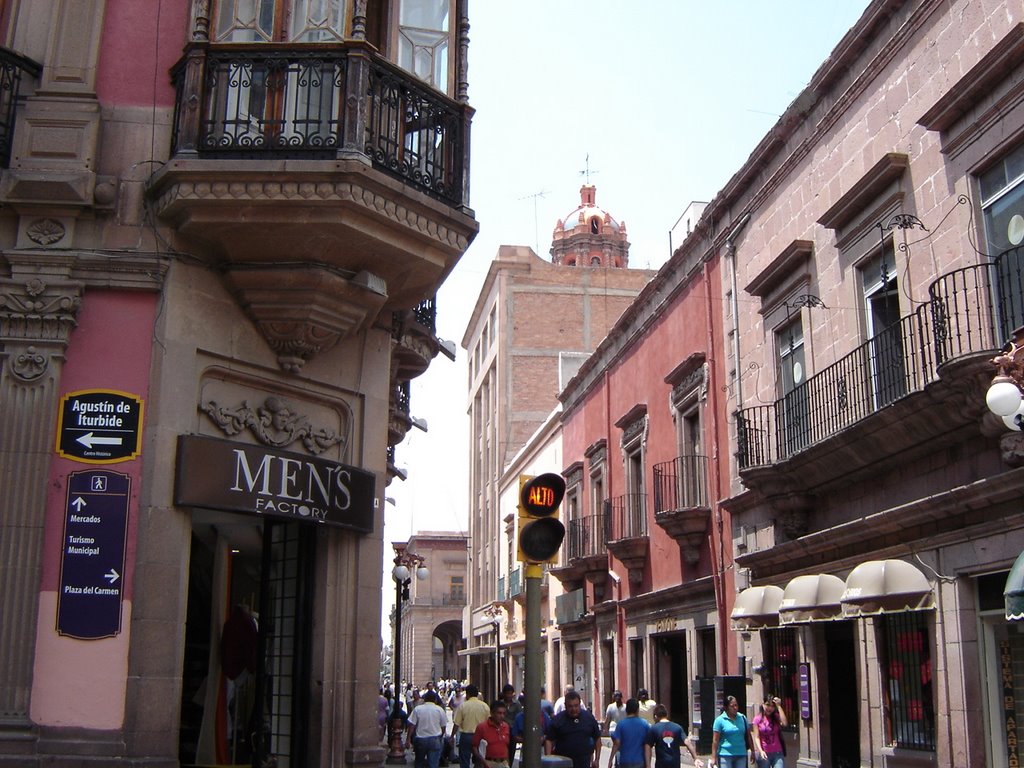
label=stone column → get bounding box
[0,257,82,738]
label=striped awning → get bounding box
[1005,550,1024,621]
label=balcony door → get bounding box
[208,0,349,150]
[777,320,809,453]
[861,247,906,408]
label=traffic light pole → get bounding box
[521,563,544,768]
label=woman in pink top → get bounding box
[751,696,787,768]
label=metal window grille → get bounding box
[880,612,936,750]
[761,628,798,731]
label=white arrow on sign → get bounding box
[71,497,87,511]
[104,569,120,584]
[76,432,124,448]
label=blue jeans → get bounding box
[756,752,784,768]
[458,736,474,768]
[415,735,444,768]
[717,756,747,768]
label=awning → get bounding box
[779,574,846,624]
[457,645,496,657]
[731,585,784,630]
[1005,550,1024,621]
[841,559,932,617]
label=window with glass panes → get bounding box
[879,612,935,750]
[777,320,809,452]
[981,141,1024,339]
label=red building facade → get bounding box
[554,231,735,745]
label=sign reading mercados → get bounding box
[174,435,376,533]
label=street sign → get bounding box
[56,469,131,639]
[56,389,144,464]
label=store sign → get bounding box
[57,470,130,639]
[1002,639,1019,767]
[56,390,144,464]
[799,662,812,720]
[174,435,376,533]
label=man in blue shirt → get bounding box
[545,690,602,768]
[607,699,650,768]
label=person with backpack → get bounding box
[709,696,753,768]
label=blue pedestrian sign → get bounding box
[56,469,131,639]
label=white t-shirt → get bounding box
[604,702,626,732]
[409,702,449,738]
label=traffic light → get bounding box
[516,473,566,564]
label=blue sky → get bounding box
[382,1,870,633]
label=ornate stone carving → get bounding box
[0,277,82,349]
[1000,431,1024,468]
[200,396,347,455]
[26,219,66,246]
[9,345,48,381]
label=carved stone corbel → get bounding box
[0,276,83,383]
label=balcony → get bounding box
[736,253,1016,537]
[0,48,41,168]
[653,455,711,564]
[607,495,648,584]
[148,42,477,371]
[392,295,441,381]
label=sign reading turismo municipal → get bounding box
[56,389,144,464]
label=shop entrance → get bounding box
[824,621,859,768]
[178,509,314,768]
[653,632,688,726]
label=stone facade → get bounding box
[0,2,475,767]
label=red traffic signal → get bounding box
[517,473,566,563]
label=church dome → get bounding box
[553,185,625,236]
[550,184,630,268]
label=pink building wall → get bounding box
[31,291,158,727]
[96,0,186,106]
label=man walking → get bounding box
[472,700,511,768]
[636,689,657,725]
[607,698,650,768]
[647,704,702,768]
[500,685,523,765]
[604,690,626,737]
[452,685,490,768]
[546,690,602,768]
[408,690,449,768]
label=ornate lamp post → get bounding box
[386,549,428,764]
[483,603,503,700]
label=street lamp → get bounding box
[386,549,428,765]
[483,604,503,700]
[986,327,1024,430]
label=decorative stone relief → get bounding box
[9,345,48,381]
[200,396,348,455]
[26,219,67,246]
[0,277,82,384]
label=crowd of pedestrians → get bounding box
[379,680,782,768]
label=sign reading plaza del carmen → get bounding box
[174,435,377,534]
[57,469,131,639]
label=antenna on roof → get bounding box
[518,189,548,255]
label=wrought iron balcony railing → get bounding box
[737,252,1018,469]
[170,43,469,207]
[607,494,648,541]
[567,512,608,561]
[652,455,710,512]
[0,48,41,168]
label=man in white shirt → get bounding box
[408,690,449,768]
[604,690,626,736]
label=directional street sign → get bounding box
[56,469,131,639]
[56,389,144,464]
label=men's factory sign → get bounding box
[174,435,376,533]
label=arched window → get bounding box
[591,256,601,266]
